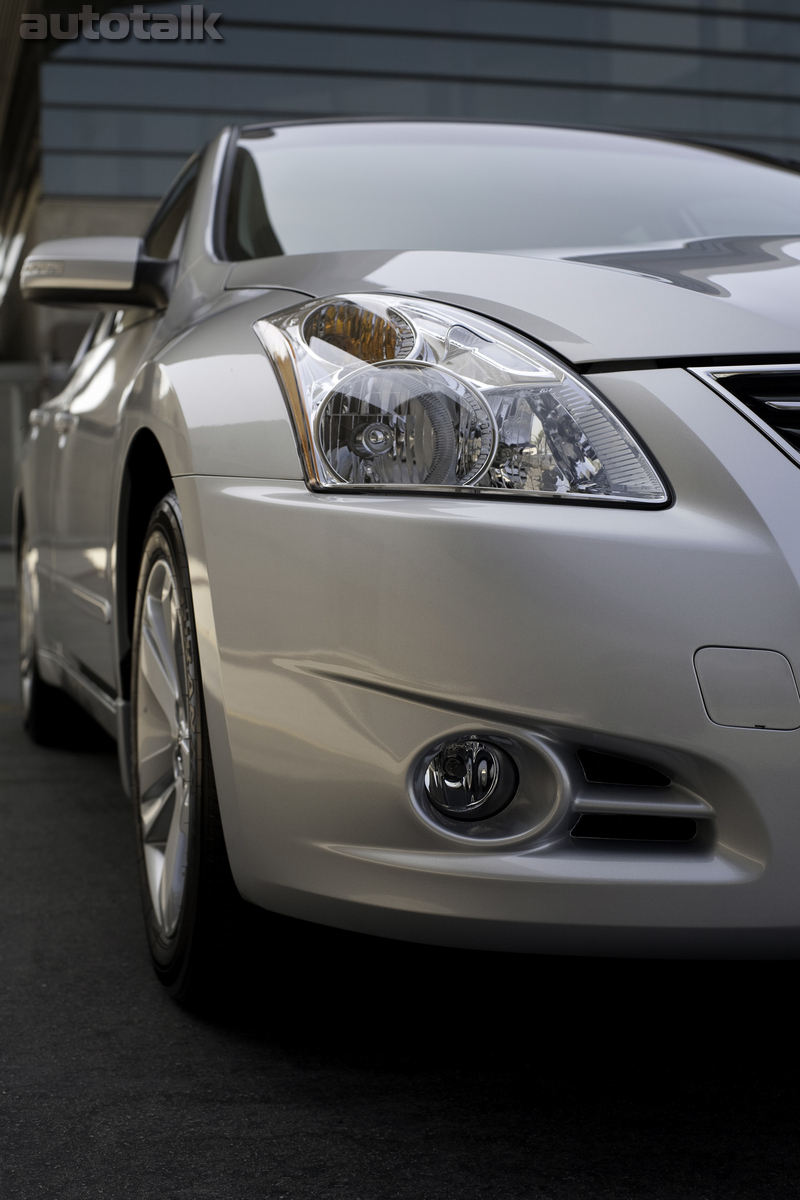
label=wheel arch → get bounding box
[116,427,174,701]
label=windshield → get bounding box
[224,123,800,261]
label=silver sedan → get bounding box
[16,121,800,995]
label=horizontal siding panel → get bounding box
[42,108,229,153]
[40,87,800,147]
[40,1,800,198]
[42,69,800,135]
[213,0,800,51]
[49,27,800,95]
[42,59,800,115]
[42,152,186,197]
[209,0,608,40]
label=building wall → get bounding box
[41,0,800,206]
[0,362,40,546]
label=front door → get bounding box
[51,311,157,694]
[24,398,62,653]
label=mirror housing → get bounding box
[20,236,175,309]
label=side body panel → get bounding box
[19,404,60,651]
[53,318,159,690]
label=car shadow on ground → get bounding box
[188,900,800,1197]
[2,585,798,1198]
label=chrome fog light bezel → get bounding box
[409,730,571,846]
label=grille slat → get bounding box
[715,370,800,454]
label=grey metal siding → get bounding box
[42,1,800,197]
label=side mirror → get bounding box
[20,236,176,309]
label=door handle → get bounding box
[53,412,79,432]
[54,411,79,448]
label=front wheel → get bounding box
[131,491,240,1001]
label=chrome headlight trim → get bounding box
[255,294,670,506]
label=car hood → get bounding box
[226,237,800,366]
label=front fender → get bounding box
[121,290,307,480]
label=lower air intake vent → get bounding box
[571,815,697,842]
[577,749,670,788]
[712,371,800,454]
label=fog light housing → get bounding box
[424,738,518,821]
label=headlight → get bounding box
[254,295,668,504]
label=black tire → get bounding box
[131,491,241,1002]
[18,531,66,746]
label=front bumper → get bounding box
[177,367,800,956]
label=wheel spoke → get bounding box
[141,774,176,842]
[143,844,165,923]
[149,581,179,674]
[140,618,180,735]
[147,585,179,668]
[159,778,189,936]
[138,734,174,796]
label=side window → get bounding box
[224,146,282,261]
[143,155,200,260]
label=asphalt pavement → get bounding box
[1,577,799,1199]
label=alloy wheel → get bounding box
[135,556,193,940]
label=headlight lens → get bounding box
[317,362,496,486]
[255,294,668,504]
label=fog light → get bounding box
[424,738,518,821]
